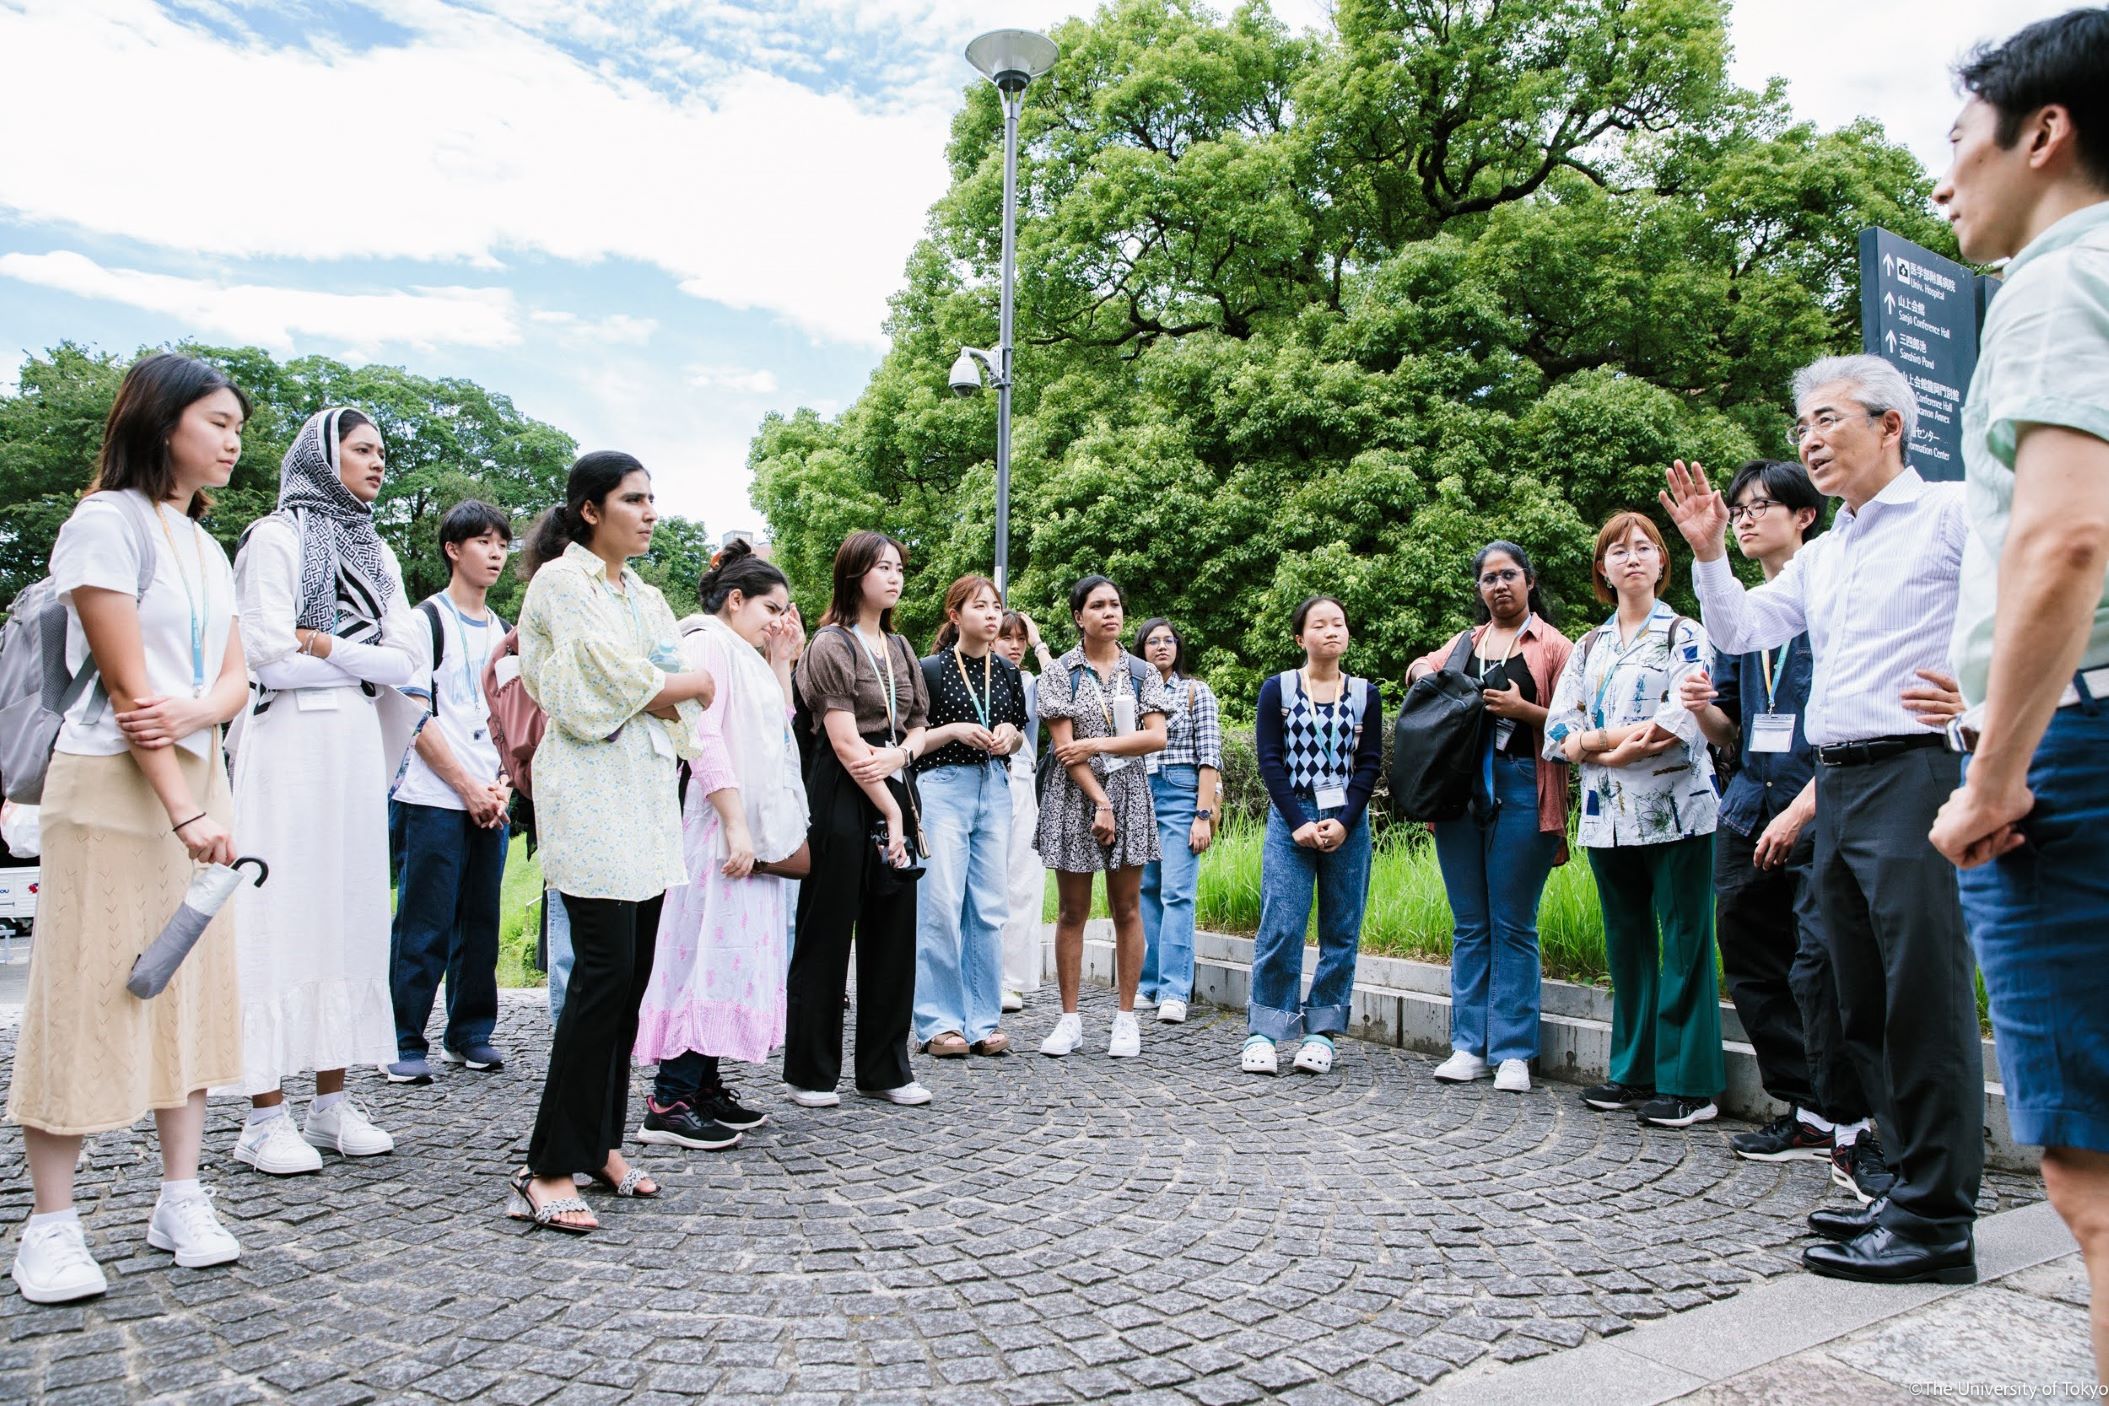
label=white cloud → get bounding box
[0,250,520,352]
[687,363,780,395]
[530,309,659,344]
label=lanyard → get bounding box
[1477,614,1532,683]
[1761,638,1793,711]
[153,504,208,696]
[1590,620,1658,727]
[439,595,492,711]
[1299,669,1350,780]
[849,626,899,742]
[953,646,993,729]
[1088,660,1129,733]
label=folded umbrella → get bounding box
[127,857,268,999]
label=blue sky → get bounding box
[0,0,2067,533]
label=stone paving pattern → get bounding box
[0,988,2042,1404]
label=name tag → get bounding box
[295,687,340,713]
[1315,784,1348,811]
[1492,718,1516,750]
[1102,754,1130,775]
[1750,713,1797,754]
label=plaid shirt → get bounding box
[1146,672,1223,774]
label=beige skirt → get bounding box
[4,747,242,1135]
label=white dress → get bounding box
[223,517,417,1094]
[1001,671,1044,993]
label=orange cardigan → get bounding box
[1409,617,1575,835]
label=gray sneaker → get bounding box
[380,1057,434,1085]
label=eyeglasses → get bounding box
[1603,543,1659,562]
[1788,409,1881,448]
[1727,499,1780,526]
[1477,569,1523,587]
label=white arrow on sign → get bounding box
[1883,290,1895,317]
[1882,252,1896,280]
[1884,328,1897,354]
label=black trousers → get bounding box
[653,1051,720,1106]
[783,745,915,1094]
[1716,823,1869,1124]
[1813,749,1984,1235]
[527,892,662,1177]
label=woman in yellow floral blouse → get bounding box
[505,452,714,1233]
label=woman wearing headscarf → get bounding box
[225,407,418,1176]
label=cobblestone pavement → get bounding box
[0,988,2042,1405]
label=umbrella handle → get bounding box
[232,856,269,888]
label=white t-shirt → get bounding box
[51,490,236,760]
[391,592,503,809]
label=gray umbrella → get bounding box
[127,857,268,1000]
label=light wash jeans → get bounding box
[544,883,574,1026]
[912,759,1011,1045]
[1247,799,1372,1042]
[1140,766,1201,1004]
[1432,752,1559,1063]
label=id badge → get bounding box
[295,687,340,713]
[1102,754,1131,775]
[647,719,675,760]
[1750,713,1796,754]
[1492,718,1516,750]
[1315,784,1348,811]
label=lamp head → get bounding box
[949,349,985,398]
[966,29,1058,93]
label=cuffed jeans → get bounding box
[1586,834,1725,1100]
[1140,766,1201,1005]
[388,800,504,1058]
[1248,801,1372,1042]
[912,759,1010,1046]
[1433,754,1558,1063]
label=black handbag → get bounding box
[1389,632,1489,822]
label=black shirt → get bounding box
[915,648,1029,773]
[1471,650,1539,758]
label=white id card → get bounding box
[295,687,340,713]
[1315,784,1348,810]
[1750,713,1796,754]
[1492,718,1516,750]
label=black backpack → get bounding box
[1034,655,1152,804]
[1389,632,1488,822]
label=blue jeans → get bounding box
[912,760,1011,1045]
[1140,766,1201,1004]
[1248,801,1373,1042]
[1433,754,1559,1062]
[545,883,574,1026]
[1959,701,2109,1152]
[389,800,505,1057]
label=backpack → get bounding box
[1035,654,1152,804]
[416,597,508,718]
[0,493,159,804]
[480,626,546,803]
[1388,632,1487,822]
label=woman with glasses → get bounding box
[1132,617,1221,1024]
[1409,543,1574,1093]
[1543,513,1724,1130]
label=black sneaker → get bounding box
[1731,1111,1833,1162]
[1637,1095,1719,1128]
[637,1100,742,1151]
[1581,1081,1655,1111]
[1830,1133,1898,1205]
[696,1085,768,1132]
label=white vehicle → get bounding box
[0,865,36,958]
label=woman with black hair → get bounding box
[506,452,715,1232]
[633,541,807,1152]
[1133,617,1221,1024]
[1408,543,1574,1093]
[227,407,419,1177]
[7,354,252,1303]
[1034,575,1170,1060]
[784,530,933,1107]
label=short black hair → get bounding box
[1291,595,1346,636]
[438,499,513,567]
[1958,8,2109,190]
[1130,617,1190,675]
[1726,459,1826,543]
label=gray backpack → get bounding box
[0,493,159,803]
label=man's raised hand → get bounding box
[1660,459,1729,562]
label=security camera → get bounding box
[949,349,986,398]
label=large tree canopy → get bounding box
[1,342,707,618]
[750,0,1955,707]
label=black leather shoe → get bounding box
[1803,1224,1976,1285]
[1808,1200,1883,1242]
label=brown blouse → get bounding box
[796,625,931,741]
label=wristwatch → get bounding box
[1195,808,1214,821]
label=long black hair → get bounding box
[1470,541,1554,625]
[87,352,252,521]
[520,451,647,578]
[1131,617,1190,674]
[698,538,789,613]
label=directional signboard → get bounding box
[1858,228,1997,480]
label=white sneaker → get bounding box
[1292,1037,1335,1074]
[1494,1059,1532,1093]
[1132,992,1156,1010]
[786,1086,840,1107]
[1157,1000,1188,1024]
[234,1113,323,1176]
[9,1219,107,1304]
[1040,1012,1083,1057]
[1108,1012,1141,1058]
[856,1083,932,1106]
[303,1098,395,1157]
[1240,1037,1278,1075]
[1432,1050,1490,1083]
[147,1192,240,1269]
[1002,990,1025,1013]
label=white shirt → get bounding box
[51,490,236,760]
[1692,467,1967,747]
[392,593,503,809]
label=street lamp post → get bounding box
[955,28,1058,598]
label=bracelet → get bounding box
[1095,800,1114,811]
[171,812,207,834]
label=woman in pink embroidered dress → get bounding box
[632,543,807,1149]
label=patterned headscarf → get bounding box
[272,407,396,640]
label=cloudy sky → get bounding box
[0,0,2072,531]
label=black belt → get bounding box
[1814,733,1945,768]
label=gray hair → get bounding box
[1790,354,1917,452]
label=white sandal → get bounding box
[1292,1036,1335,1074]
[1240,1036,1279,1075]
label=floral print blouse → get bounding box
[519,541,702,900]
[1543,600,1718,848]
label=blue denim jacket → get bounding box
[1712,634,1816,838]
